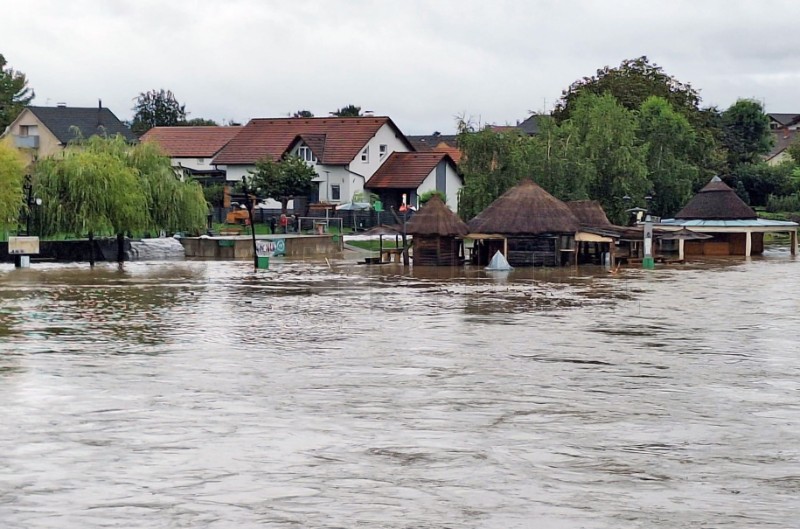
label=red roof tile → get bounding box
[212,117,409,165]
[366,152,455,189]
[141,126,242,158]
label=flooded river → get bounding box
[1,252,799,528]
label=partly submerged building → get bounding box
[466,179,580,266]
[406,195,468,266]
[658,176,798,257]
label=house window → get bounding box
[379,144,387,159]
[298,146,316,163]
[330,184,341,201]
[19,125,38,137]
[361,146,369,163]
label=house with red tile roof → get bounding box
[365,152,462,212]
[141,126,241,180]
[212,117,414,208]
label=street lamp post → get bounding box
[241,176,259,271]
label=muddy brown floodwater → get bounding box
[1,250,799,528]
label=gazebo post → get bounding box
[791,230,797,256]
[678,239,685,261]
[745,231,752,257]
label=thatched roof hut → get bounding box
[406,195,468,237]
[566,200,613,228]
[675,176,756,220]
[407,196,468,266]
[467,179,580,235]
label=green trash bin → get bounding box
[256,255,270,269]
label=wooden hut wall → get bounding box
[685,232,765,257]
[507,236,559,266]
[414,235,461,266]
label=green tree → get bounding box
[0,54,34,131]
[331,104,362,117]
[553,56,701,123]
[128,139,208,233]
[130,89,186,136]
[248,155,316,214]
[787,138,800,164]
[34,136,207,245]
[184,117,219,126]
[0,137,25,228]
[456,123,532,220]
[637,96,699,217]
[418,190,447,205]
[728,162,798,207]
[569,92,648,223]
[293,110,314,118]
[721,99,773,167]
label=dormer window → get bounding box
[379,144,387,159]
[297,145,316,163]
[361,146,369,163]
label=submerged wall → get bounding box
[180,234,341,259]
[0,238,131,263]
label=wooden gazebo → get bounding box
[406,196,468,266]
[567,200,618,265]
[659,176,798,257]
[467,179,580,267]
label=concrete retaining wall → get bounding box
[181,234,341,259]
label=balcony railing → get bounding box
[14,135,39,149]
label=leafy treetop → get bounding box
[248,155,317,214]
[331,104,362,117]
[293,110,314,118]
[0,53,34,131]
[552,56,701,123]
[130,89,187,136]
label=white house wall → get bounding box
[172,156,216,171]
[350,123,411,182]
[416,161,462,211]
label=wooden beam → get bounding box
[745,231,752,257]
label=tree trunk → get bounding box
[88,231,95,267]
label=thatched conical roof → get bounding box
[406,195,468,237]
[467,179,580,235]
[567,200,612,228]
[675,176,756,220]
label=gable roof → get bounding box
[27,106,136,143]
[518,114,546,135]
[212,116,411,165]
[567,200,613,228]
[407,134,462,163]
[141,126,241,157]
[766,129,798,162]
[408,133,458,151]
[768,113,800,128]
[467,179,580,235]
[365,152,456,189]
[674,176,757,220]
[406,195,468,237]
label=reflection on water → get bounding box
[1,253,799,528]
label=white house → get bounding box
[141,126,241,179]
[365,152,462,212]
[211,117,414,209]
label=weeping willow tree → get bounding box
[129,140,208,233]
[33,135,208,264]
[0,137,25,232]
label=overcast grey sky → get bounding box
[5,0,799,134]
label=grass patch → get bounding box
[347,239,400,251]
